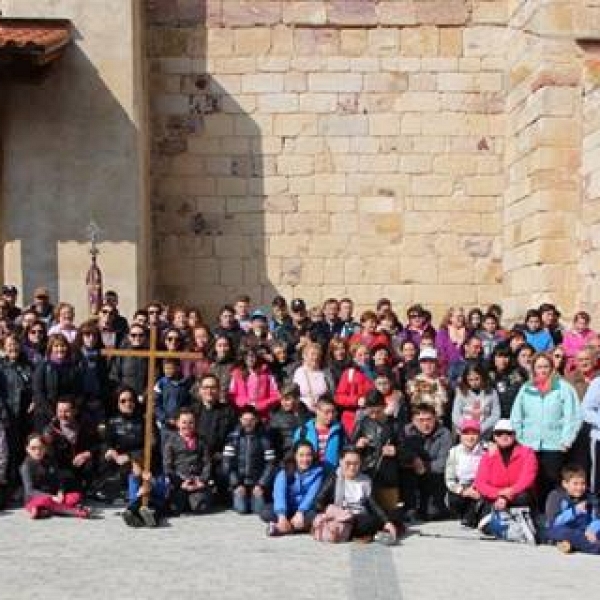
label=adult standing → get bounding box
[510,353,582,504]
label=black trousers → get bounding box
[536,451,565,506]
[401,469,447,518]
[446,491,483,527]
[171,486,212,515]
[353,512,383,537]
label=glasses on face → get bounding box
[409,314,419,319]
[101,309,115,315]
[130,332,144,339]
[30,329,44,335]
[119,397,135,404]
[494,431,514,438]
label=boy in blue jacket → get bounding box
[546,464,600,554]
[154,359,191,445]
[293,394,344,472]
[523,309,554,352]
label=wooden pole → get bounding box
[141,326,158,506]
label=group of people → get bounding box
[0,283,599,553]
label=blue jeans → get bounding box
[547,525,600,554]
[233,485,265,515]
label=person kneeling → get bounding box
[314,447,397,544]
[163,408,213,515]
[545,464,600,554]
[20,433,90,519]
[262,441,323,536]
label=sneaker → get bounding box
[477,514,493,536]
[374,531,397,546]
[122,509,144,528]
[557,540,572,554]
[75,507,91,519]
[139,506,157,528]
[266,522,279,537]
[404,509,420,525]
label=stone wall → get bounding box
[149,0,506,319]
[0,0,149,320]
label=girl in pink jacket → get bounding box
[229,348,280,422]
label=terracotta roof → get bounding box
[0,18,71,64]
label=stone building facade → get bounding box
[1,0,599,323]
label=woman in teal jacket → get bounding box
[511,352,582,504]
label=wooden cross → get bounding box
[101,326,204,504]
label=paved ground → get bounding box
[0,506,596,600]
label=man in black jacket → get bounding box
[269,382,310,461]
[191,373,235,493]
[402,403,453,521]
[109,325,148,398]
[223,406,275,515]
[351,390,406,514]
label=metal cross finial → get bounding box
[85,220,102,256]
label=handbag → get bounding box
[312,504,354,543]
[488,507,537,545]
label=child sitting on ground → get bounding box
[445,418,486,528]
[163,408,214,515]
[546,464,600,554]
[20,433,90,519]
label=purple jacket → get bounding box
[435,327,464,367]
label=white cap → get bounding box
[493,419,515,433]
[418,348,438,361]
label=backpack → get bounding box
[488,507,537,545]
[312,504,354,543]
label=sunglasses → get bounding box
[494,431,514,437]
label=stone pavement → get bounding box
[0,507,597,600]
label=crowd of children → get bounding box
[0,283,600,553]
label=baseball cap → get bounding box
[290,298,306,313]
[418,348,438,362]
[250,310,267,322]
[493,419,515,433]
[459,418,481,433]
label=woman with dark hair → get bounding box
[467,308,484,336]
[92,385,145,502]
[209,335,236,404]
[488,346,527,418]
[262,440,323,537]
[451,365,500,439]
[32,333,82,432]
[22,320,47,367]
[228,347,280,421]
[324,337,351,392]
[73,321,109,424]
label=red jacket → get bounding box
[349,332,390,351]
[335,366,374,436]
[474,443,537,501]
